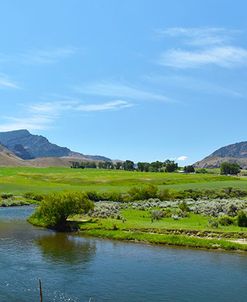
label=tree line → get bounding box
[71,160,196,173]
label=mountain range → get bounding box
[0,129,110,167]
[194,141,247,169]
[1,130,247,168]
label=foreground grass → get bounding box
[81,229,247,252]
[77,208,247,252]
[0,166,246,194]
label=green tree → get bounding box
[164,160,178,172]
[31,192,94,231]
[220,162,241,175]
[184,165,195,173]
[123,160,135,171]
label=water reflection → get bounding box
[35,233,96,265]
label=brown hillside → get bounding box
[0,144,30,166]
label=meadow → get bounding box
[0,166,247,194]
[3,166,245,251]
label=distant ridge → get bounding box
[194,141,247,169]
[0,129,111,165]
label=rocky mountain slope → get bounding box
[194,141,247,169]
[0,144,30,166]
[0,129,110,162]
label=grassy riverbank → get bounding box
[1,167,246,251]
[77,207,247,251]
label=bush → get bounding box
[1,192,14,199]
[23,192,44,201]
[158,189,171,200]
[237,211,247,227]
[179,201,190,212]
[196,168,208,174]
[30,192,94,231]
[150,210,164,221]
[218,215,234,226]
[127,185,158,201]
[208,218,219,228]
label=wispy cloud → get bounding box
[20,47,77,64]
[145,74,243,98]
[157,27,247,69]
[0,74,19,89]
[0,99,132,131]
[76,100,132,111]
[159,46,247,69]
[0,115,53,132]
[0,46,77,66]
[75,81,171,102]
[157,27,235,46]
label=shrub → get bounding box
[218,215,234,226]
[179,201,190,212]
[196,168,208,174]
[1,192,14,199]
[150,210,164,221]
[208,218,219,228]
[30,192,94,231]
[237,211,247,227]
[23,192,44,201]
[127,185,158,201]
[158,189,171,200]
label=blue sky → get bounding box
[0,0,247,164]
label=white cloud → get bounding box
[76,100,132,111]
[0,99,132,131]
[159,46,247,69]
[157,27,247,69]
[0,115,53,131]
[0,47,77,66]
[158,27,234,46]
[177,156,188,161]
[0,74,19,89]
[75,81,171,102]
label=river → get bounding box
[0,206,246,301]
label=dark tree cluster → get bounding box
[71,159,179,173]
[183,165,195,173]
[137,160,178,173]
[71,160,134,171]
[220,162,241,175]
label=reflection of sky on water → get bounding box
[0,207,246,302]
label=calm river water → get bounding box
[0,206,246,302]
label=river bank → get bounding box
[78,222,247,252]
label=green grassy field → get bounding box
[78,208,247,251]
[0,166,246,194]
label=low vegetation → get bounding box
[28,192,93,231]
[0,166,246,250]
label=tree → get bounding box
[164,160,178,172]
[184,165,195,173]
[150,161,163,172]
[123,160,135,171]
[220,162,240,175]
[31,192,94,231]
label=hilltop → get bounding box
[195,141,247,169]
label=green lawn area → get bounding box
[78,208,247,252]
[0,166,246,194]
[80,208,247,234]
